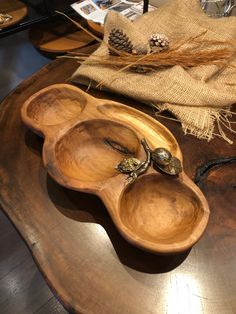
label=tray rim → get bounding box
[21,83,210,254]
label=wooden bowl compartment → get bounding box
[98,103,179,157]
[26,87,86,127]
[54,119,141,183]
[21,84,210,254]
[119,174,205,252]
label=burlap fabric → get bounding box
[72,0,236,143]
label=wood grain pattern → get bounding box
[0,207,56,314]
[0,0,27,29]
[29,18,94,53]
[87,20,104,37]
[21,84,209,254]
[0,47,236,313]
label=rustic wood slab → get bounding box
[0,47,236,313]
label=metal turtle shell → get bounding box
[116,158,141,174]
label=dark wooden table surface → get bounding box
[0,48,236,313]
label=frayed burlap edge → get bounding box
[155,103,236,144]
[73,76,236,144]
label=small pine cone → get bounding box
[149,33,169,53]
[108,28,133,55]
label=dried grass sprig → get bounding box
[65,43,236,69]
[56,11,131,57]
[56,11,236,80]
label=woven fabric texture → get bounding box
[72,0,236,142]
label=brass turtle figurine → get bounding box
[116,158,142,174]
[115,138,182,184]
[116,139,151,184]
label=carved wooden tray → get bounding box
[21,83,209,254]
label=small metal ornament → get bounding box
[115,138,182,184]
[151,147,172,166]
[116,158,141,174]
[158,156,182,176]
[151,146,182,176]
[116,138,151,184]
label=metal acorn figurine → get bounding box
[141,140,182,176]
[116,138,182,184]
[151,147,172,166]
[158,157,182,176]
[151,147,182,176]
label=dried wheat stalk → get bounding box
[56,11,236,71]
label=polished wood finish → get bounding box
[0,207,63,314]
[0,31,63,313]
[21,84,209,254]
[29,19,94,53]
[0,49,236,313]
[0,0,27,29]
[87,20,104,37]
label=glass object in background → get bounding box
[200,0,236,17]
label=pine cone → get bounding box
[108,28,133,55]
[149,33,169,53]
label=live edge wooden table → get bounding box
[0,49,236,314]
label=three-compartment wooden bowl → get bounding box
[21,84,210,254]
